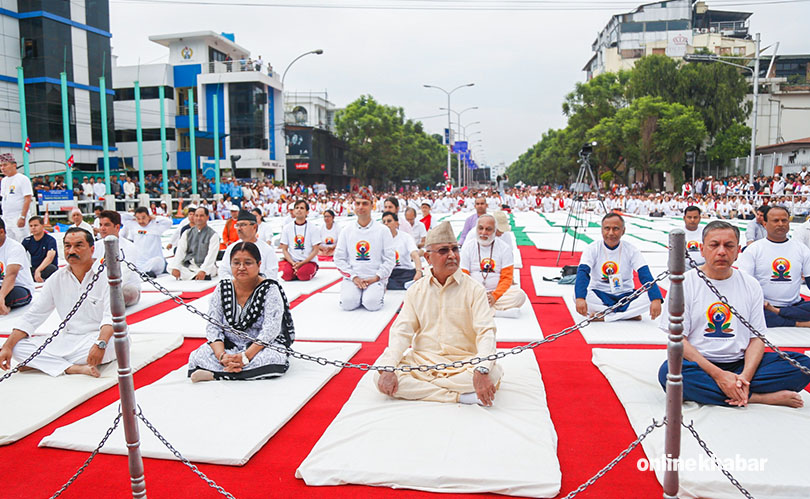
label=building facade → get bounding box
[113,31,285,180]
[584,0,754,80]
[748,55,810,148]
[0,0,115,174]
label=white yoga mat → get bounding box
[527,231,596,252]
[296,349,561,497]
[291,291,405,342]
[0,333,182,446]
[593,348,810,499]
[495,301,544,342]
[39,342,361,465]
[127,296,213,338]
[152,274,220,293]
[531,266,574,297]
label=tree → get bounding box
[626,55,681,102]
[334,95,447,186]
[707,122,751,165]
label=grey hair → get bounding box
[702,220,740,243]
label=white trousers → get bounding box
[3,218,29,242]
[173,262,217,281]
[138,256,166,276]
[585,289,649,322]
[340,279,385,311]
[123,284,141,307]
[12,333,122,377]
[492,285,527,311]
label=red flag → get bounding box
[66,154,74,168]
[24,137,30,153]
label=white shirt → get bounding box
[120,216,172,267]
[219,239,279,280]
[334,218,396,281]
[684,227,705,266]
[0,237,35,294]
[18,260,112,339]
[280,221,321,262]
[737,237,810,307]
[320,222,341,249]
[391,231,418,270]
[93,236,141,288]
[460,237,513,292]
[400,219,427,245]
[659,269,762,363]
[1,173,33,220]
[580,239,647,294]
[93,182,106,199]
[123,181,136,197]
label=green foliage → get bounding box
[334,95,447,186]
[508,54,751,186]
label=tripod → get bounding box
[556,145,607,265]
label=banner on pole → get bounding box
[38,189,75,210]
[452,141,468,153]
[66,154,74,168]
[24,137,30,153]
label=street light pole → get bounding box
[750,32,761,183]
[280,49,324,188]
[441,107,478,187]
[424,83,474,187]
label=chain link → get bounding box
[686,253,810,377]
[682,420,755,499]
[122,258,670,373]
[51,408,122,498]
[136,406,236,499]
[562,418,667,498]
[0,263,106,384]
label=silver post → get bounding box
[663,229,685,499]
[104,235,147,498]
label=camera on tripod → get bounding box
[579,141,597,158]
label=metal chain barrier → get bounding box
[51,408,122,498]
[122,258,671,373]
[686,253,810,377]
[682,420,755,499]
[0,263,106,384]
[562,418,667,499]
[136,406,236,499]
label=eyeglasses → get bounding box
[231,260,257,268]
[430,246,460,256]
[235,222,255,228]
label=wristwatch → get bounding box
[241,352,250,366]
[475,366,490,375]
[94,339,108,350]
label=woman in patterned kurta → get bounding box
[188,242,295,382]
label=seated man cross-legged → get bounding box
[0,228,118,377]
[460,214,526,315]
[121,207,172,277]
[22,216,58,283]
[376,221,502,406]
[737,205,810,328]
[574,213,663,321]
[658,221,810,407]
[94,210,142,307]
[0,218,35,314]
[167,206,220,281]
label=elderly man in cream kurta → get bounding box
[376,221,503,406]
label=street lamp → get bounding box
[684,32,761,183]
[424,83,474,186]
[280,49,324,187]
[442,107,478,187]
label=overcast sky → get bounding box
[109,0,809,168]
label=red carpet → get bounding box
[3,246,803,498]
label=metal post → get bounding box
[159,85,168,195]
[749,32,760,183]
[213,92,221,195]
[189,87,198,195]
[446,93,452,184]
[60,72,72,188]
[663,229,685,499]
[100,76,111,195]
[135,81,145,194]
[17,67,30,176]
[104,236,147,498]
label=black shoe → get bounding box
[146,271,157,278]
[204,275,212,281]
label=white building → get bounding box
[284,91,337,133]
[0,0,115,176]
[113,31,285,179]
[584,0,755,80]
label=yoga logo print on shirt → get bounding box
[480,257,496,273]
[704,302,734,338]
[324,236,335,245]
[355,240,371,261]
[687,240,702,252]
[8,185,15,195]
[771,257,791,282]
[294,234,305,250]
[138,230,148,235]
[394,250,400,266]
[0,262,4,278]
[600,261,619,282]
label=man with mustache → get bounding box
[0,228,118,377]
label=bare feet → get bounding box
[65,365,101,377]
[764,301,781,315]
[191,370,214,383]
[749,390,804,408]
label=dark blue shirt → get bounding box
[22,233,58,269]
